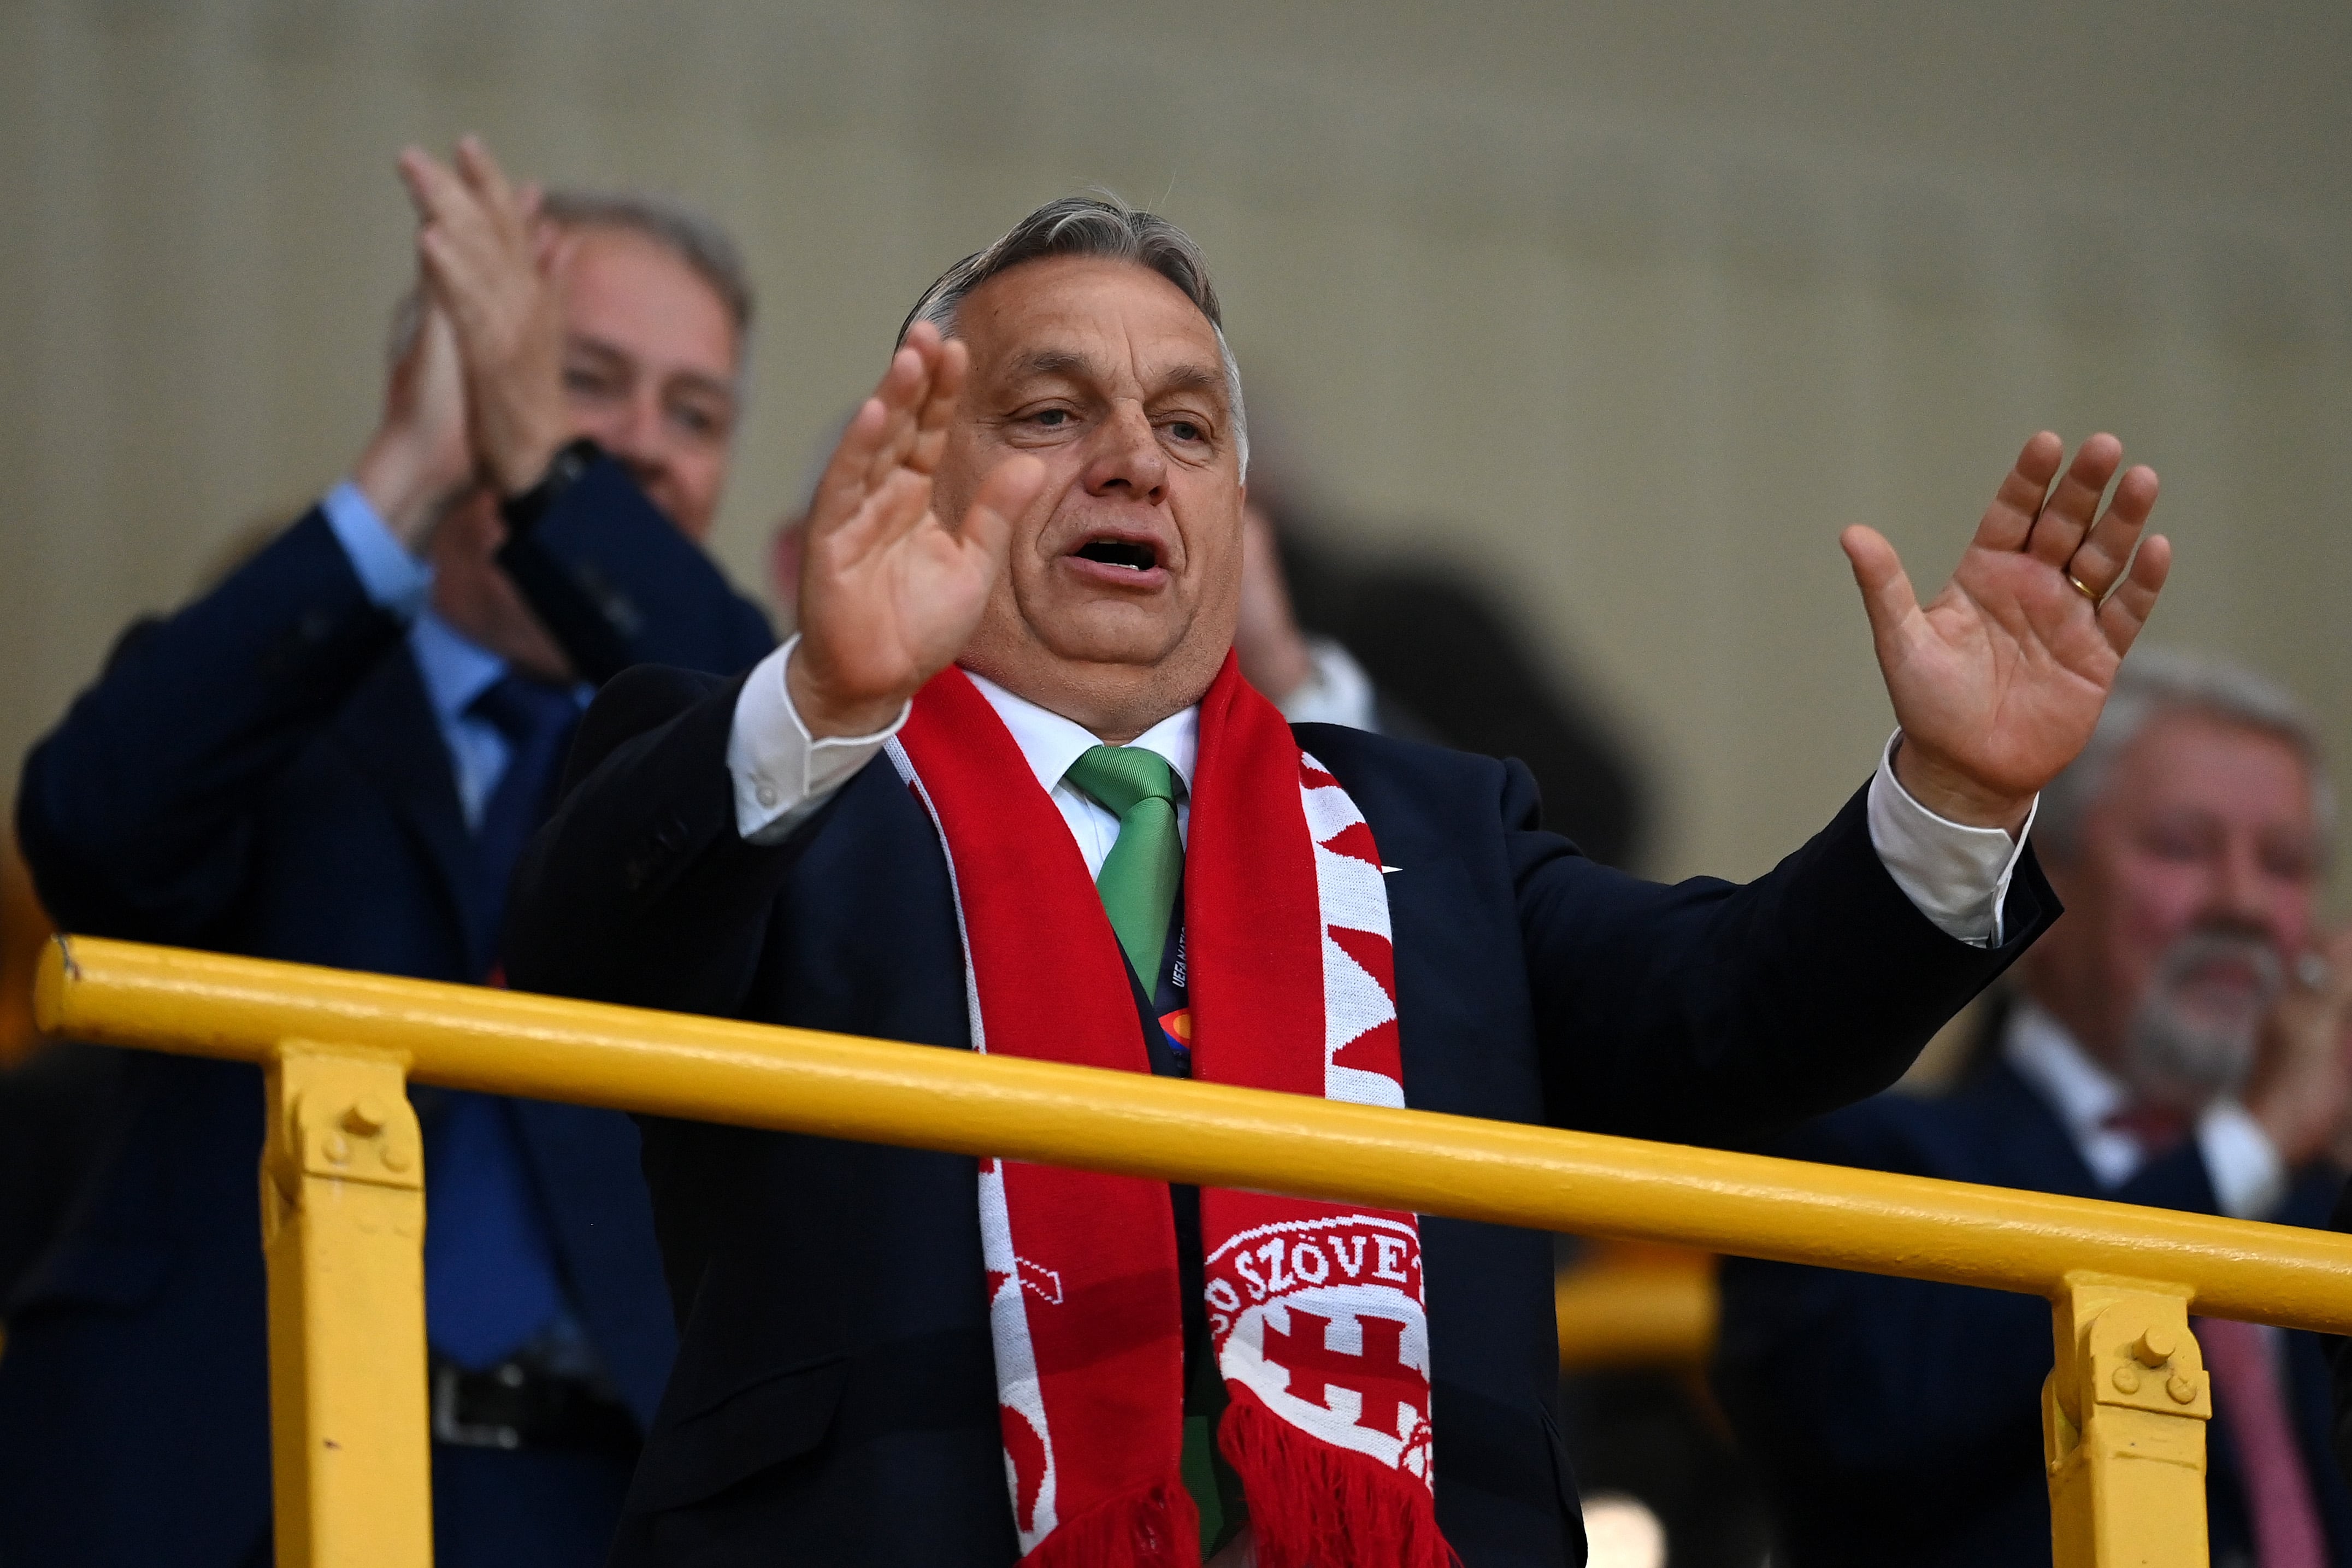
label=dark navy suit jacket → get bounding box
[1716,1057,2352,1568]
[1,462,773,1568]
[500,664,2057,1567]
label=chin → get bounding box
[1034,605,1188,668]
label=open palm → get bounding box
[788,323,1045,738]
[1845,433,2170,825]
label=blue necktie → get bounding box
[422,674,581,1369]
[467,674,581,966]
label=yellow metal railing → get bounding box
[36,934,2352,1568]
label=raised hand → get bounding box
[350,293,478,551]
[397,136,570,495]
[1844,433,2171,830]
[787,322,1047,738]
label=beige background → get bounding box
[4,0,2347,887]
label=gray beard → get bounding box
[2123,930,2283,1110]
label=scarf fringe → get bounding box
[1221,1396,1459,1568]
[1020,1477,1200,1568]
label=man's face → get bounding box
[552,226,740,540]
[2029,709,2324,1098]
[939,256,1246,737]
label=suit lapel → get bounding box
[1975,1062,2110,1195]
[328,648,490,970]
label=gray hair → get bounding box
[2037,648,2334,858]
[898,194,1248,478]
[386,186,754,366]
[540,188,755,342]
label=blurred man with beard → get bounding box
[1716,650,2352,1568]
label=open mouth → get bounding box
[1073,538,1160,572]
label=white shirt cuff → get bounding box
[2196,1100,2289,1219]
[727,635,907,845]
[321,481,433,622]
[1273,636,1380,731]
[1866,731,2034,948]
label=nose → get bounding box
[1081,402,1168,506]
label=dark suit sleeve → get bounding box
[498,455,775,683]
[15,510,407,942]
[1508,765,2055,1142]
[504,666,814,1018]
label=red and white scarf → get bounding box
[886,655,1452,1568]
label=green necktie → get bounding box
[1063,745,1246,1555]
[1062,745,1184,985]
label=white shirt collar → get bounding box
[2003,999,2138,1184]
[960,668,1198,798]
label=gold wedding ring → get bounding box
[2066,573,2099,603]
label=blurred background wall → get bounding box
[3,0,2346,886]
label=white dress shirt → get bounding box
[2001,999,2287,1220]
[724,635,2032,946]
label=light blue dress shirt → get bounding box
[320,482,587,829]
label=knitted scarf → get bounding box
[886,655,1452,1568]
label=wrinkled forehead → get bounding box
[956,256,1228,403]
[553,225,742,374]
[2106,710,2321,832]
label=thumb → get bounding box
[958,456,1046,574]
[1841,524,1920,647]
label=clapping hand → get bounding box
[786,322,1047,738]
[2248,928,2352,1169]
[351,294,476,552]
[1845,433,2171,829]
[397,135,570,496]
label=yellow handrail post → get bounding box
[259,1041,433,1568]
[2043,1274,2210,1568]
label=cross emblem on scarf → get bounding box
[1259,1308,1429,1438]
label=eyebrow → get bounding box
[565,333,740,405]
[1009,348,1228,407]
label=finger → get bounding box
[811,327,950,534]
[907,337,970,476]
[806,396,894,540]
[532,223,579,281]
[830,465,936,565]
[455,135,516,212]
[2025,433,2123,568]
[1840,524,1922,654]
[2096,533,2172,657]
[862,339,941,492]
[957,455,1047,571]
[396,147,466,224]
[2061,463,2159,598]
[461,136,536,256]
[415,225,493,321]
[404,149,503,279]
[1970,432,2065,553]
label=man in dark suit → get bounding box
[1717,651,2352,1567]
[505,193,2170,1566]
[1,140,773,1568]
